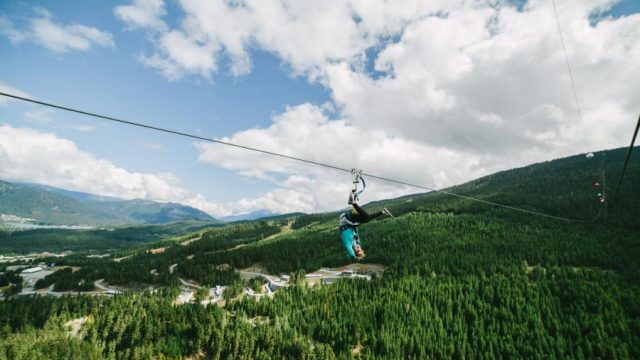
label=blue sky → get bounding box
[1,0,638,217]
[0,1,330,201]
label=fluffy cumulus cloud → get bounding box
[115,0,167,31]
[116,0,467,79]
[195,103,491,213]
[326,0,640,157]
[0,8,114,53]
[117,0,639,148]
[0,125,239,217]
[113,0,640,214]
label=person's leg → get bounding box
[352,203,384,223]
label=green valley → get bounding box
[0,147,638,359]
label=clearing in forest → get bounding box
[181,234,202,246]
[65,317,88,339]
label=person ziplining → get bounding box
[338,170,392,259]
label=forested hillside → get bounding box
[0,147,638,359]
[0,181,131,226]
[0,221,224,254]
[365,147,639,227]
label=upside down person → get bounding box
[338,196,392,259]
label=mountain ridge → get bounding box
[0,180,216,226]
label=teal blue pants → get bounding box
[340,226,360,258]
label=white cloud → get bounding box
[0,9,114,53]
[114,0,167,31]
[24,108,54,124]
[115,0,485,79]
[140,30,220,81]
[118,0,383,78]
[327,1,640,157]
[113,0,640,215]
[195,103,492,214]
[0,125,235,217]
[0,125,143,198]
[71,124,97,132]
[118,0,639,154]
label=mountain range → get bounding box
[0,180,215,226]
[220,210,287,222]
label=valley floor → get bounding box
[2,262,384,307]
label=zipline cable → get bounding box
[600,151,608,222]
[551,0,607,220]
[551,0,590,152]
[361,173,597,223]
[0,91,599,223]
[0,92,350,174]
[613,114,640,202]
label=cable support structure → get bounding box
[613,114,640,203]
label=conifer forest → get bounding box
[0,148,639,359]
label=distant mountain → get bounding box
[255,212,306,221]
[27,183,121,203]
[0,181,130,226]
[223,211,306,223]
[96,199,214,224]
[222,210,282,222]
[0,180,216,226]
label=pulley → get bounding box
[350,168,366,202]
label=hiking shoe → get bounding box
[382,208,393,217]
